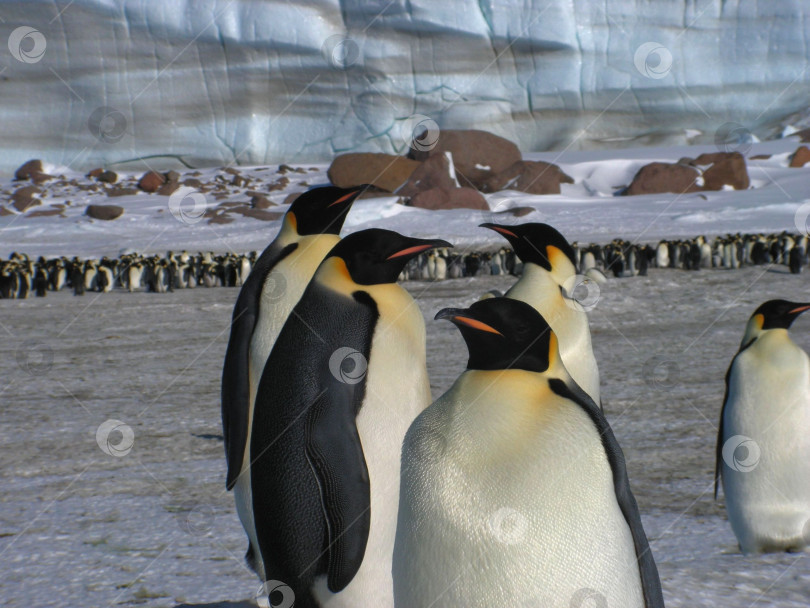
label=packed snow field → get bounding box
[1,264,809,607]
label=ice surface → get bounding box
[2,267,810,606]
[1,0,810,172]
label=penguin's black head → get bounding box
[479,222,577,272]
[329,229,452,285]
[752,299,810,330]
[286,185,370,236]
[436,297,555,373]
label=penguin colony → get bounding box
[1,229,807,299]
[221,185,670,608]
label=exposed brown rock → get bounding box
[749,154,772,160]
[283,192,302,206]
[97,170,118,184]
[407,187,489,211]
[228,206,284,221]
[327,153,420,192]
[138,171,166,192]
[11,186,42,212]
[268,177,290,192]
[250,194,274,209]
[27,208,65,218]
[482,160,574,195]
[15,159,43,180]
[692,152,750,190]
[408,129,521,189]
[231,174,249,188]
[790,146,810,168]
[624,162,702,196]
[207,213,235,225]
[0,206,14,216]
[157,182,182,196]
[87,168,104,179]
[399,154,459,198]
[85,204,124,220]
[106,187,139,197]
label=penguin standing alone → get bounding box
[394,298,664,608]
[248,229,450,608]
[715,299,810,553]
[221,185,368,581]
[480,222,602,405]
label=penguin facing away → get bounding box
[715,299,810,554]
[394,298,663,608]
[249,228,451,608]
[479,222,602,406]
[221,185,368,579]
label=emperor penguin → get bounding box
[248,228,450,608]
[221,185,368,580]
[715,299,810,553]
[480,222,601,405]
[393,298,664,608]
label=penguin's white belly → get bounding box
[395,373,643,608]
[314,286,431,607]
[237,235,339,580]
[506,276,601,404]
[722,336,810,553]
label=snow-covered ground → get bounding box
[1,139,808,259]
[1,265,809,607]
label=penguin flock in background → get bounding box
[2,227,808,299]
[221,184,665,607]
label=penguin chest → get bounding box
[722,334,810,550]
[397,374,642,608]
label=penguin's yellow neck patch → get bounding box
[547,246,575,281]
[740,313,765,348]
[548,332,560,368]
[315,256,356,294]
[285,211,298,234]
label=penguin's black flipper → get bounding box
[251,284,379,599]
[305,386,371,592]
[549,378,665,608]
[221,241,297,490]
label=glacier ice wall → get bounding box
[0,0,809,174]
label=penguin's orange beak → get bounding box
[435,307,503,335]
[790,304,810,315]
[479,223,518,239]
[387,239,452,260]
